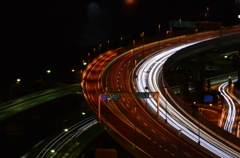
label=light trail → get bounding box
[218,78,239,136]
[35,116,97,158]
[133,37,240,157]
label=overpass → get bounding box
[0,26,239,157]
[82,26,240,157]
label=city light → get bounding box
[238,15,240,19]
[64,128,68,132]
[125,0,135,4]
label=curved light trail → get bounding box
[218,78,240,136]
[133,37,240,157]
[34,116,97,158]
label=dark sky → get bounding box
[1,0,239,77]
[4,0,240,55]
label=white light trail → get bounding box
[134,38,240,157]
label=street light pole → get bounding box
[99,44,102,54]
[142,32,145,59]
[120,37,123,47]
[88,53,90,65]
[41,70,51,90]
[158,24,161,49]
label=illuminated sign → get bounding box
[136,92,150,99]
[204,95,213,102]
[101,94,121,100]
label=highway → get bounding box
[0,84,80,122]
[23,116,103,158]
[134,30,240,157]
[82,28,240,157]
[218,77,240,137]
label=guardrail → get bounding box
[0,84,79,111]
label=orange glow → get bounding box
[125,0,135,4]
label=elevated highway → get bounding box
[82,27,240,157]
[0,84,81,122]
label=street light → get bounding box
[41,70,51,90]
[99,44,102,54]
[64,128,68,132]
[88,52,90,65]
[141,32,145,58]
[120,37,123,47]
[93,48,96,58]
[179,19,182,41]
[108,40,110,50]
[158,24,161,48]
[166,31,169,39]
[10,78,21,100]
[82,60,87,70]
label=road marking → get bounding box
[161,136,166,140]
[172,144,178,148]
[15,108,22,111]
[159,145,162,148]
[131,110,134,113]
[184,152,191,157]
[0,114,6,118]
[164,149,168,152]
[171,153,175,156]
[143,122,148,126]
[31,102,38,105]
[151,129,156,133]
[137,116,140,120]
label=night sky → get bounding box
[1,0,240,80]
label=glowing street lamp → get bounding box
[10,78,21,99]
[64,128,68,132]
[120,37,123,47]
[99,44,102,54]
[41,70,51,90]
[93,48,96,58]
[108,40,110,50]
[158,24,161,48]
